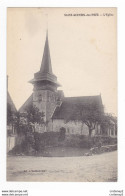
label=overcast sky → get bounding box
[7,7,117,115]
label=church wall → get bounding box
[52,119,90,135]
[46,90,57,121]
[34,123,46,133]
[34,121,53,133]
[33,90,47,113]
[33,90,57,125]
[34,118,101,136]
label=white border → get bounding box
[0,0,125,196]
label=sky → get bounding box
[7,7,117,115]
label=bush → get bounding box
[8,140,35,155]
[9,132,117,156]
[9,131,61,155]
[92,136,117,147]
[90,144,117,154]
[34,132,59,151]
[79,138,94,148]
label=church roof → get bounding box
[19,94,103,120]
[19,94,33,113]
[29,33,60,87]
[7,91,17,113]
[52,95,103,120]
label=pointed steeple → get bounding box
[29,32,61,88]
[40,32,53,74]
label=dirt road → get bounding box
[7,151,117,182]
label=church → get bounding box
[19,33,104,136]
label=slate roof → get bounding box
[19,94,103,120]
[7,91,17,113]
[52,95,103,120]
[19,94,33,113]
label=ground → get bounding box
[7,151,117,182]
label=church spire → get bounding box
[29,32,61,88]
[40,32,53,74]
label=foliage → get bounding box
[25,104,45,125]
[10,131,60,155]
[66,103,104,137]
[9,131,117,155]
[33,132,59,151]
[13,105,45,134]
[66,103,117,137]
[101,113,117,135]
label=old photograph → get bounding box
[7,7,117,182]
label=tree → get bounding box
[100,113,117,136]
[25,105,45,125]
[66,103,104,137]
[14,105,45,134]
[22,104,45,133]
[16,105,45,153]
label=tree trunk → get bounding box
[89,128,93,137]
